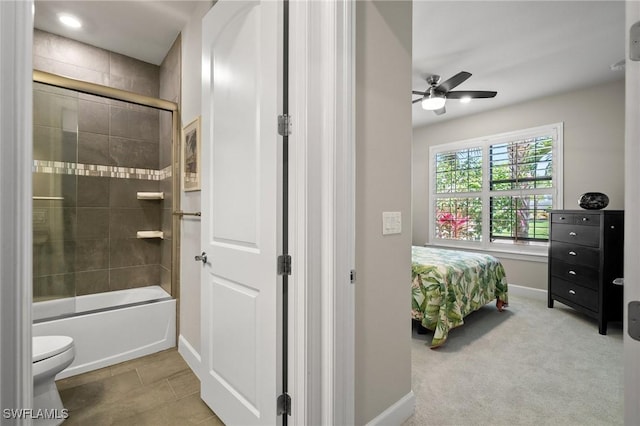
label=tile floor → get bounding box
[56,348,224,425]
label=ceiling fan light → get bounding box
[421,93,446,110]
[460,96,471,104]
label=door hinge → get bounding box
[278,114,292,136]
[277,392,291,416]
[278,254,292,276]
[350,269,356,284]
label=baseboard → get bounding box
[508,284,548,302]
[366,391,415,426]
[178,334,202,380]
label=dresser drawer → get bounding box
[551,212,600,227]
[573,213,600,226]
[551,213,574,224]
[550,223,600,247]
[549,259,599,291]
[551,277,598,311]
[549,241,600,267]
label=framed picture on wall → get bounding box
[182,116,201,192]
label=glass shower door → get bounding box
[32,82,78,309]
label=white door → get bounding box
[200,1,282,425]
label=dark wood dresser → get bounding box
[547,210,624,334]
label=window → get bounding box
[429,123,563,253]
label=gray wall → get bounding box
[412,79,625,289]
[355,1,413,424]
[32,30,177,298]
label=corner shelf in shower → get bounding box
[136,231,164,239]
[136,192,164,200]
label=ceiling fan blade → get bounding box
[412,90,426,96]
[447,90,497,99]
[434,106,446,115]
[435,71,471,93]
[412,98,423,104]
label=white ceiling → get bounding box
[34,1,625,128]
[412,1,625,128]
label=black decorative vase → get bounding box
[578,192,609,210]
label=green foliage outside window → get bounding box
[435,197,482,241]
[434,136,555,244]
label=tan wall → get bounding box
[412,79,625,289]
[355,1,413,424]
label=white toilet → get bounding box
[33,336,75,425]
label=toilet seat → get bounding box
[33,336,74,363]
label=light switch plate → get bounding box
[382,211,401,235]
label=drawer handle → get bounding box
[568,251,577,256]
[559,217,566,221]
[569,232,577,236]
[568,270,577,275]
[582,217,589,222]
[569,289,576,295]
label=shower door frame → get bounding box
[32,70,182,338]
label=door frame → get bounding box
[625,1,640,424]
[0,0,33,418]
[289,0,355,424]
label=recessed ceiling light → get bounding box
[460,96,472,104]
[58,13,82,29]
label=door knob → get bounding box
[195,252,208,265]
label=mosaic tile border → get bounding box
[33,160,172,181]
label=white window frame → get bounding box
[428,122,564,258]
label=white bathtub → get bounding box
[33,286,176,379]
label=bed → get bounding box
[411,246,509,348]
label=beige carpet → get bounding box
[404,292,623,426]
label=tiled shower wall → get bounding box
[159,35,181,295]
[33,30,180,300]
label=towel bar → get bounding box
[173,211,201,218]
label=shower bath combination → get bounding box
[31,70,181,390]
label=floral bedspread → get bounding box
[411,246,509,347]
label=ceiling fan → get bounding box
[412,71,497,115]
